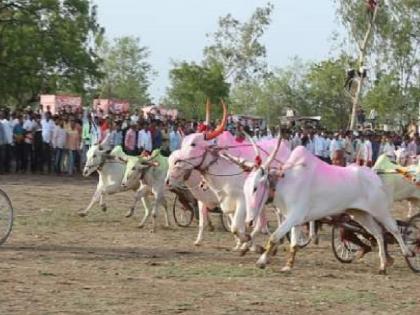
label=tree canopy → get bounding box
[165,61,230,119]
[0,0,104,106]
[98,36,153,105]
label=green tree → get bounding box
[335,0,420,126]
[165,61,230,119]
[204,2,274,84]
[0,0,104,106]
[98,36,153,105]
[231,58,311,126]
[305,55,353,130]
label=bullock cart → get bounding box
[331,213,420,273]
[0,188,14,245]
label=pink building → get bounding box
[40,94,82,114]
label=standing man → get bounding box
[313,131,325,162]
[0,111,12,173]
[124,123,137,155]
[23,113,36,173]
[41,112,55,173]
[53,119,67,174]
[138,122,152,155]
[169,125,182,153]
[13,115,26,173]
[330,133,344,166]
[355,133,373,166]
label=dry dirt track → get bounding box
[0,174,419,315]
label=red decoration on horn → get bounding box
[204,99,228,140]
[255,155,262,167]
[197,123,207,132]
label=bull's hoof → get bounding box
[149,229,155,233]
[125,210,134,218]
[254,245,265,254]
[386,256,395,268]
[207,224,215,232]
[194,241,201,246]
[240,247,249,257]
[101,206,107,212]
[281,266,292,272]
[256,262,266,269]
[78,212,87,217]
[137,224,145,229]
[378,269,387,275]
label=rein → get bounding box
[176,147,246,178]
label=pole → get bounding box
[349,1,380,131]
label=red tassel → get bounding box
[255,155,262,166]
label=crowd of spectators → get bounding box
[0,105,418,176]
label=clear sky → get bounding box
[95,0,343,102]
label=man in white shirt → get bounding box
[169,126,182,153]
[137,123,152,154]
[322,132,331,163]
[41,112,55,173]
[53,120,67,174]
[355,134,373,167]
[0,111,13,173]
[313,132,325,161]
[379,136,395,160]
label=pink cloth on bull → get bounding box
[280,146,382,199]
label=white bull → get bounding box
[373,154,420,217]
[80,145,139,216]
[166,100,290,251]
[121,150,170,232]
[240,142,412,274]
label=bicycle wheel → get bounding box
[403,213,420,273]
[0,189,13,245]
[172,195,194,227]
[331,225,359,263]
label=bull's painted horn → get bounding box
[262,134,282,169]
[204,99,228,140]
[205,98,211,126]
[244,132,260,159]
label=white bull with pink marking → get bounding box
[237,138,413,274]
[165,100,290,251]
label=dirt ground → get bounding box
[0,174,419,315]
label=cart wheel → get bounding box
[0,189,13,245]
[293,224,312,249]
[220,211,231,232]
[403,213,420,273]
[331,225,360,263]
[172,195,194,227]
